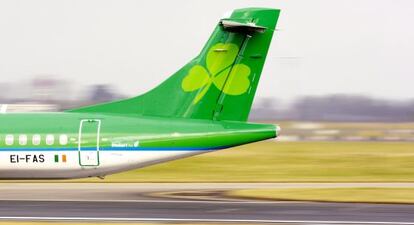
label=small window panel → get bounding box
[32,135,41,146]
[46,134,54,146]
[19,135,27,146]
[5,135,13,146]
[59,135,68,145]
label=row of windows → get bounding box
[4,134,69,146]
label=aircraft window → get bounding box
[46,134,54,145]
[32,135,41,145]
[5,135,13,146]
[19,135,27,145]
[59,135,68,145]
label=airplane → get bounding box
[0,8,280,179]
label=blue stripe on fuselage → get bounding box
[0,146,226,151]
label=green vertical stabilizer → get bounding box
[68,8,280,122]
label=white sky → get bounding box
[0,0,413,102]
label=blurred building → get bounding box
[0,104,58,112]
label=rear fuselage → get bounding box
[0,112,276,179]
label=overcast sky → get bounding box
[0,0,412,102]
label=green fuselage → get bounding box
[0,113,276,149]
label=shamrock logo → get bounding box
[181,43,251,104]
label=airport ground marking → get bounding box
[0,198,296,204]
[0,216,413,224]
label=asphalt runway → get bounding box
[1,183,414,224]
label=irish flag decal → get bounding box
[54,154,67,163]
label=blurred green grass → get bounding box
[97,141,414,182]
[229,188,414,203]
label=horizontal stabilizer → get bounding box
[220,20,266,33]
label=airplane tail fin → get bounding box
[68,8,280,122]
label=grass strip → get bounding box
[229,187,414,204]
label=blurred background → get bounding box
[1,0,413,143]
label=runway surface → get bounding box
[1,183,414,224]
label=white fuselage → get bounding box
[0,149,207,179]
